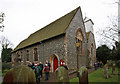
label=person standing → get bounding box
[44,64,50,80]
[28,62,33,69]
[94,62,98,70]
[63,62,68,70]
[35,63,41,84]
[32,62,35,72]
[39,62,43,78]
[46,60,51,71]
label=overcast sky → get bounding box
[0,0,118,57]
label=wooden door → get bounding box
[53,57,58,72]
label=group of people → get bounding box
[28,60,51,84]
[94,61,103,70]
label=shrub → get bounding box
[2,62,12,72]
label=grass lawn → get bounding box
[2,69,9,76]
[70,67,120,84]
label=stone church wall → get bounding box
[12,34,65,67]
[66,8,88,73]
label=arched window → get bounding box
[34,48,38,61]
[76,29,84,56]
[26,50,29,61]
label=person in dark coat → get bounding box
[35,63,41,84]
[46,60,51,70]
[39,61,43,78]
[32,62,35,71]
[28,62,33,69]
[94,62,98,70]
[44,64,50,80]
[63,62,68,70]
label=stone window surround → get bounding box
[26,50,29,61]
[33,47,39,61]
[76,28,84,56]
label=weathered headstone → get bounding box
[55,66,69,83]
[117,60,120,75]
[112,63,116,75]
[104,64,108,79]
[3,65,36,84]
[104,64,111,79]
[78,66,88,84]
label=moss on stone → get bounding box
[3,65,36,83]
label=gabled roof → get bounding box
[84,17,94,25]
[13,7,80,52]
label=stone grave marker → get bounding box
[55,66,69,83]
[3,65,36,84]
[104,64,111,79]
[112,63,116,75]
[77,66,88,84]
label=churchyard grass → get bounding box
[70,67,119,83]
[2,69,9,76]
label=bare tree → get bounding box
[0,12,5,32]
[97,16,118,48]
[0,36,14,49]
[104,16,118,41]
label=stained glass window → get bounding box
[76,29,84,56]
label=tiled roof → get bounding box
[13,7,80,52]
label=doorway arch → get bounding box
[50,54,59,72]
[53,57,58,72]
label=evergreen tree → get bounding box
[1,47,12,62]
[96,45,111,64]
[0,36,13,62]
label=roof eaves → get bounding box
[13,7,80,52]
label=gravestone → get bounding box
[55,66,69,83]
[3,65,36,84]
[104,64,111,79]
[117,60,120,75]
[77,66,88,84]
[112,63,116,75]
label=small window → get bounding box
[34,48,38,61]
[26,50,29,61]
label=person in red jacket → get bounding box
[44,64,50,80]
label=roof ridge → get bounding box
[30,6,80,36]
[13,7,80,52]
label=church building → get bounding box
[12,7,89,73]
